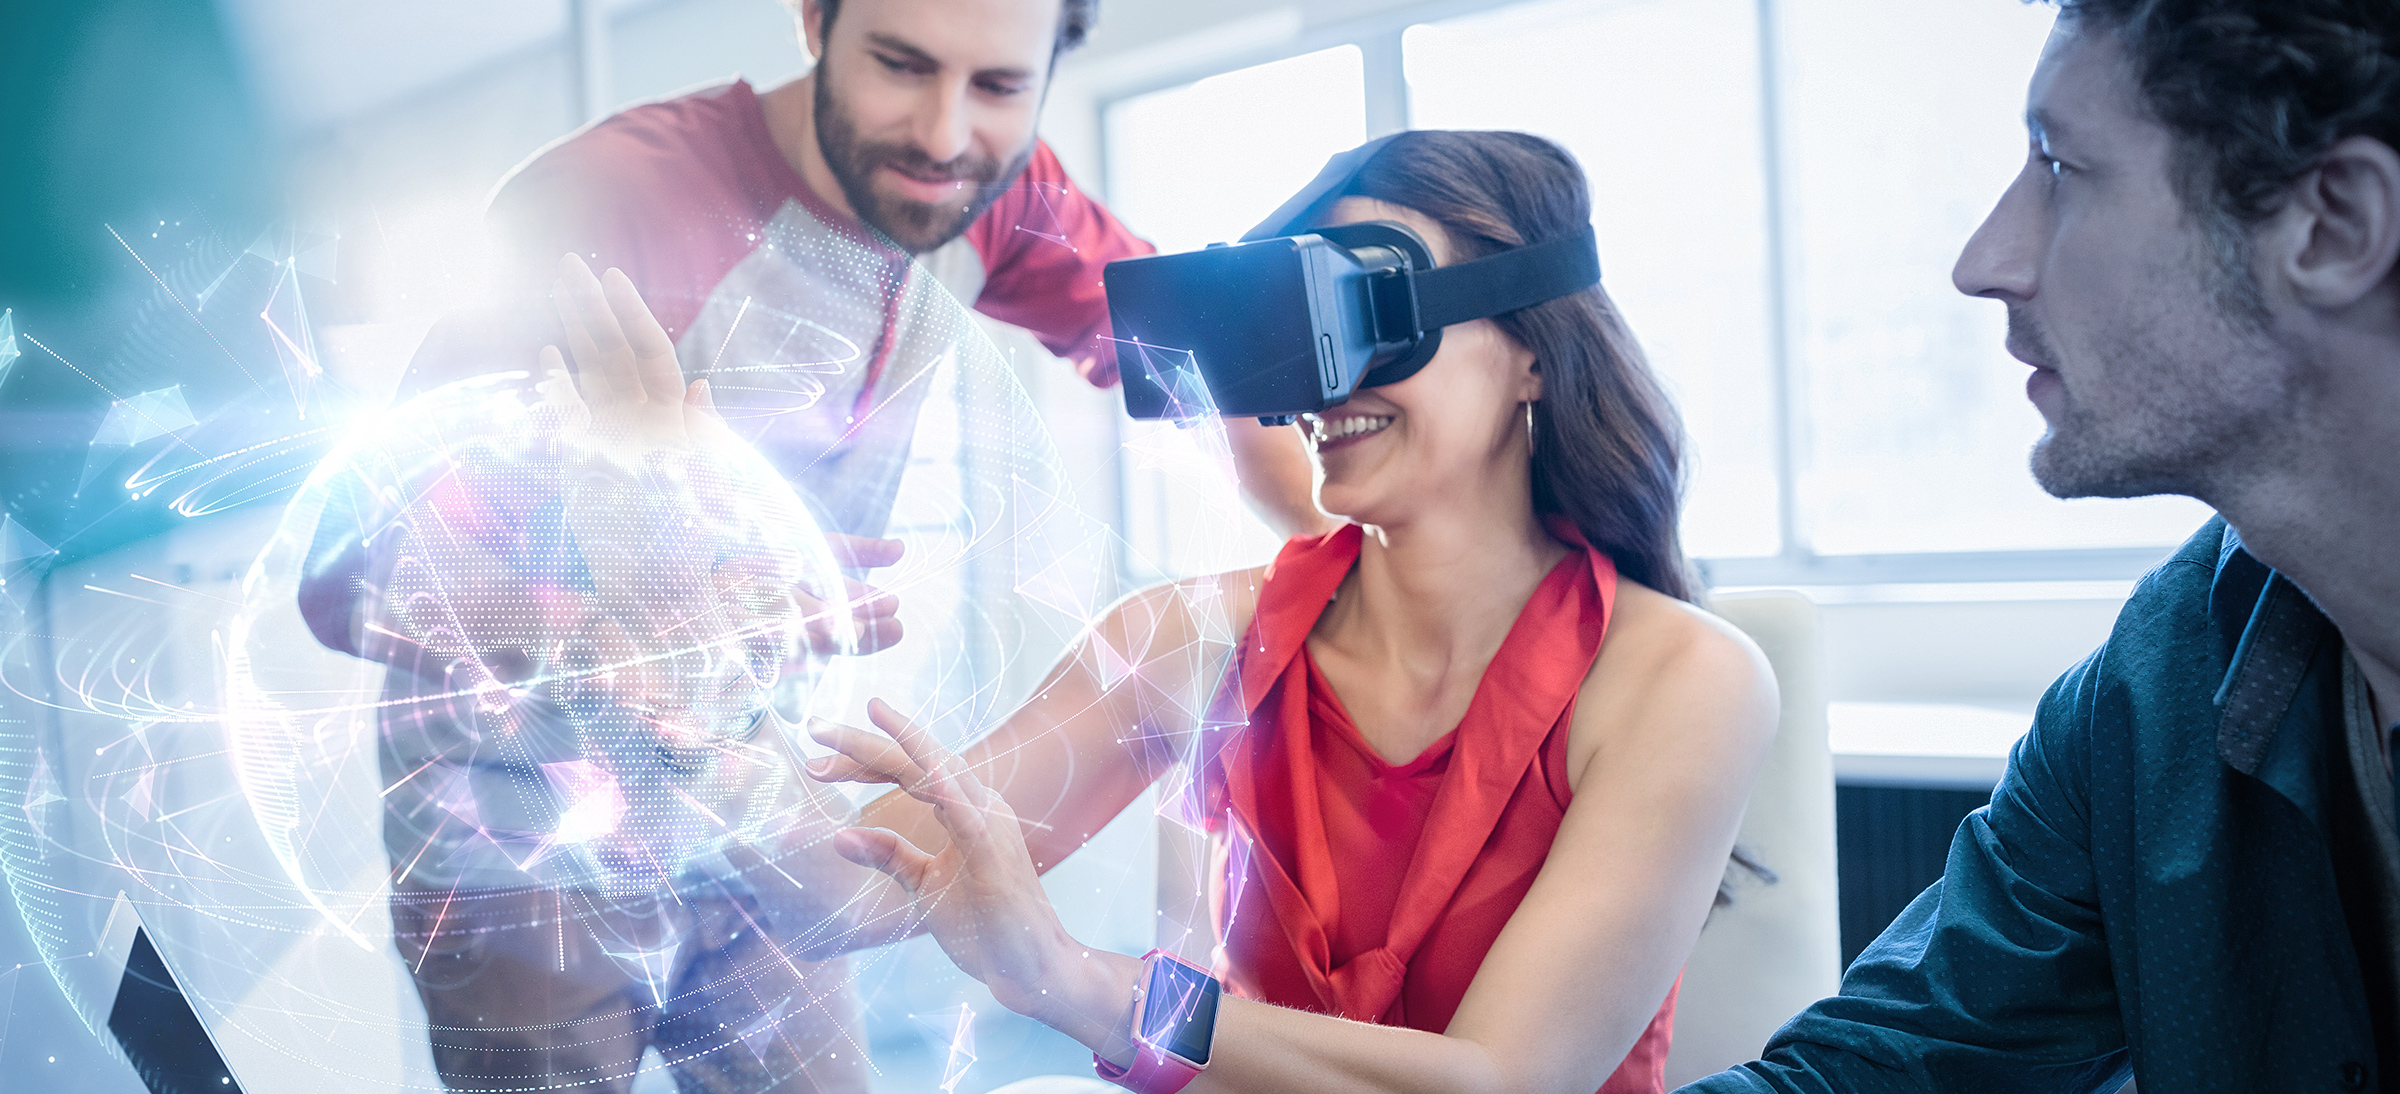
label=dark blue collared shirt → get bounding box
[1682,518,2395,1094]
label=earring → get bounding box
[1523,401,1537,454]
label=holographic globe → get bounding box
[227,370,859,925]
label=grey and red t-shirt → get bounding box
[422,76,1155,540]
[307,80,1151,892]
[484,79,1146,383]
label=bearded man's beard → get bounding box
[813,63,1032,253]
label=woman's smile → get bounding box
[1307,412,1396,452]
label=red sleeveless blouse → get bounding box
[1200,522,1675,1094]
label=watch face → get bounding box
[1139,956,1220,1067]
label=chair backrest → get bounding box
[1664,589,1842,1085]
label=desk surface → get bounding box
[1829,701,2031,789]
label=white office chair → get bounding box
[1664,589,1843,1085]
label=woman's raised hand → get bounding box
[804,700,1083,1021]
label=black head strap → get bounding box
[1409,223,1601,331]
[1244,134,1606,390]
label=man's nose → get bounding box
[1954,167,2042,303]
[913,79,974,166]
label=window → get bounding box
[1405,0,1780,559]
[1101,45,1372,580]
[1103,46,1369,255]
[1776,0,2211,554]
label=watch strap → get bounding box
[1091,950,1212,1094]
[1092,1044,1201,1094]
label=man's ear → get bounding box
[2278,134,2400,311]
[800,0,828,62]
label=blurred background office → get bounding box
[0,0,2200,1090]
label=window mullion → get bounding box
[1364,29,1409,137]
[1754,0,1808,565]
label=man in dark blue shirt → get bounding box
[1684,2,2400,1091]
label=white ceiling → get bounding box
[208,0,1382,138]
[214,0,660,135]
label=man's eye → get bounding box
[977,79,1027,97]
[874,53,914,73]
[2033,142,2070,178]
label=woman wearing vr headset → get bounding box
[391,126,1775,1094]
[787,129,1779,1094]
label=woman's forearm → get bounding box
[1026,946,1514,1094]
[1200,997,1512,1094]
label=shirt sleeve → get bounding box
[1677,654,2133,1094]
[966,141,1156,387]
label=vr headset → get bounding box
[1104,133,1604,425]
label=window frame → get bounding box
[1086,0,2193,589]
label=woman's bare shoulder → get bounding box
[1601,582,1770,675]
[1096,565,1271,657]
[1572,581,1779,765]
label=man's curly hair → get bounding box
[784,0,1098,63]
[2058,0,2400,229]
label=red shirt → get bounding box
[1204,523,1676,1094]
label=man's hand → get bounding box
[542,253,905,663]
[540,253,725,457]
[814,534,905,657]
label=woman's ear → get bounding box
[1513,334,1544,403]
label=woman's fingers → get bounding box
[801,752,894,786]
[832,827,934,894]
[600,265,686,408]
[806,717,926,789]
[868,700,995,837]
[808,707,994,849]
[778,578,901,658]
[870,699,966,788]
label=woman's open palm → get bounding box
[807,699,1074,1016]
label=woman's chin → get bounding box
[1313,487,1383,529]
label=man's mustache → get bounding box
[862,144,1008,188]
[2006,306,2060,371]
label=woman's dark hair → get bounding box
[1342,130,1697,603]
[1345,132,1771,906]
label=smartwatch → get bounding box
[1093,949,1220,1094]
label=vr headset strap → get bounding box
[1408,223,1603,331]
